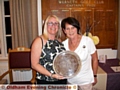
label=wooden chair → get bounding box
[0,47,36,84]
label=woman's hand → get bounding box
[92,77,97,86]
[51,74,65,80]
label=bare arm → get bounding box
[92,50,98,85]
[31,37,64,79]
[31,37,52,77]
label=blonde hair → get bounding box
[43,15,61,40]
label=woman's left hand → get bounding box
[92,77,97,86]
[52,74,65,80]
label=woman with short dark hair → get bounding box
[61,17,98,90]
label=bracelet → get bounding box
[50,73,53,78]
[94,75,97,77]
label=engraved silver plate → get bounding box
[53,51,81,78]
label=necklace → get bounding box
[68,35,82,51]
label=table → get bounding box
[99,58,120,90]
[93,66,107,90]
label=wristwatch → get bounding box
[94,75,97,77]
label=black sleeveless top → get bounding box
[36,38,66,81]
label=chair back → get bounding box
[7,47,36,84]
[9,48,31,69]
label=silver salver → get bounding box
[53,51,81,78]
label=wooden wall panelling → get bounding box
[105,10,116,48]
[94,9,106,48]
[71,9,84,34]
[71,8,94,34]
[42,0,119,49]
[108,0,117,9]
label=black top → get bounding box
[36,39,66,81]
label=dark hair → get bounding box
[61,17,80,34]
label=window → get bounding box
[0,0,42,59]
[0,0,12,58]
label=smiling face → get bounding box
[64,23,78,39]
[43,15,61,40]
[47,17,59,37]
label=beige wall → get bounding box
[117,1,120,59]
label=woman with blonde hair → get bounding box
[31,15,67,84]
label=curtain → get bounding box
[9,0,38,49]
